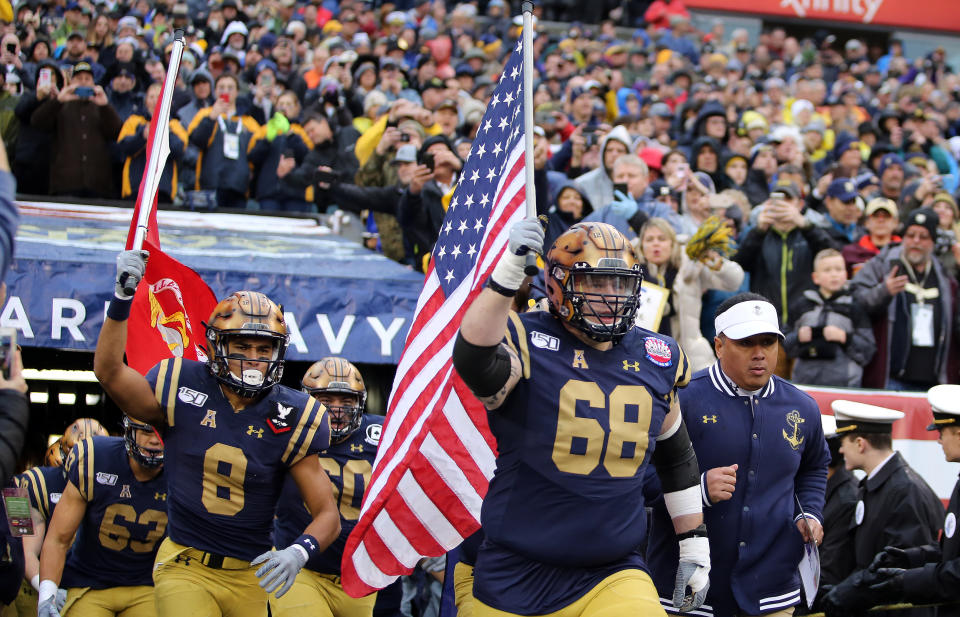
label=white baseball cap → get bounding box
[714,300,783,340]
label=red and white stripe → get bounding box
[341,138,526,597]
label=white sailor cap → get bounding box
[927,384,960,431]
[714,299,783,340]
[831,400,903,435]
[821,414,838,439]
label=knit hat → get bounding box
[904,207,938,239]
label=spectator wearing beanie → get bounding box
[31,61,122,198]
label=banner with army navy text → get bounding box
[5,202,423,365]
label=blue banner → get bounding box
[5,205,424,364]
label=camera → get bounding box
[936,228,955,255]
[5,43,15,54]
[399,133,410,142]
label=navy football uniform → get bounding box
[274,414,383,574]
[474,311,690,615]
[146,358,330,561]
[61,436,167,589]
[14,465,67,523]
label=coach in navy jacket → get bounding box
[648,292,830,617]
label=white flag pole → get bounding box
[521,1,539,276]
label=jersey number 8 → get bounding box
[202,443,248,516]
[553,380,653,477]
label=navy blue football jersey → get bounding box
[14,465,67,523]
[473,311,689,615]
[146,358,331,561]
[61,436,167,589]
[274,414,383,574]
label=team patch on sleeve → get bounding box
[282,398,331,466]
[644,337,673,367]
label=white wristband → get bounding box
[38,579,58,604]
[664,485,703,518]
[489,252,526,293]
[30,574,40,593]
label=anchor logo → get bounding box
[782,410,805,450]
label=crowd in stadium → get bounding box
[1,0,960,616]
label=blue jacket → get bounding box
[647,363,829,617]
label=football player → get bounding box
[94,254,341,617]
[271,357,384,617]
[452,221,710,616]
[36,416,166,617]
[10,418,107,617]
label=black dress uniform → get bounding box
[821,465,858,586]
[850,451,943,570]
[822,401,944,617]
[869,385,960,616]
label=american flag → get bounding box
[341,39,529,596]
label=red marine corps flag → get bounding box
[123,30,217,375]
[341,7,540,596]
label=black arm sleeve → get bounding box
[651,418,700,493]
[452,331,514,398]
[0,389,29,487]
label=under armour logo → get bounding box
[622,360,640,372]
[154,492,167,501]
[350,444,363,452]
[174,554,192,565]
[703,415,717,423]
[247,426,264,438]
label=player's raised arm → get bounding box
[93,250,163,425]
[454,219,542,409]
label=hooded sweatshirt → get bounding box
[574,125,633,209]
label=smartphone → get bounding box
[770,191,786,201]
[422,152,435,172]
[675,162,688,179]
[74,86,94,98]
[613,183,629,196]
[0,328,16,379]
[282,149,295,159]
[5,43,15,54]
[219,93,230,103]
[399,133,410,142]
[37,67,51,90]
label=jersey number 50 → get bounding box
[318,458,373,521]
[553,380,652,477]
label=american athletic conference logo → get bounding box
[148,278,205,360]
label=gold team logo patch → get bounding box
[119,484,132,499]
[783,410,805,450]
[572,349,589,369]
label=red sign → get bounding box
[684,0,960,33]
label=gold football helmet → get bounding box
[302,357,366,442]
[204,291,289,397]
[45,439,64,467]
[545,222,643,343]
[60,417,109,460]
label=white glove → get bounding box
[674,536,710,612]
[115,250,149,299]
[251,545,307,598]
[488,218,544,294]
[38,596,61,617]
[56,588,67,611]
